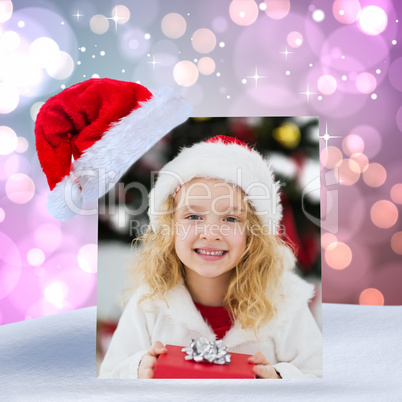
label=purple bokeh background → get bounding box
[0,0,402,325]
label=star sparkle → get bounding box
[280,46,293,60]
[246,67,267,87]
[73,10,84,21]
[319,122,342,148]
[299,84,318,102]
[107,8,129,31]
[147,56,160,70]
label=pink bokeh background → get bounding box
[1,0,402,325]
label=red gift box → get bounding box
[153,345,256,379]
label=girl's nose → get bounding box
[198,223,223,241]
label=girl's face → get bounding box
[174,178,248,282]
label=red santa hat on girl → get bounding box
[148,135,282,235]
[35,78,192,220]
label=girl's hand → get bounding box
[248,352,282,379]
[138,341,167,379]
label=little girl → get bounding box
[99,135,322,379]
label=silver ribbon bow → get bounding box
[181,337,231,365]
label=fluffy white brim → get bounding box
[47,87,192,221]
[148,141,282,234]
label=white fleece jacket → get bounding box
[98,270,322,380]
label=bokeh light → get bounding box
[5,174,35,204]
[0,208,5,223]
[161,13,186,39]
[312,9,325,22]
[287,31,303,48]
[1,30,20,50]
[29,37,60,69]
[173,60,199,86]
[0,0,13,23]
[229,0,259,26]
[390,183,402,204]
[0,82,19,114]
[44,281,69,307]
[350,125,382,158]
[356,72,376,94]
[349,152,369,173]
[335,159,360,186]
[45,51,74,80]
[77,244,98,274]
[325,241,352,270]
[191,28,216,54]
[0,126,18,155]
[30,102,44,121]
[317,75,337,95]
[111,5,130,24]
[90,15,109,35]
[264,0,290,20]
[198,57,216,75]
[27,248,45,267]
[359,6,388,36]
[359,288,384,306]
[362,163,386,188]
[370,200,398,229]
[342,134,364,156]
[320,146,343,169]
[332,0,361,24]
[391,232,402,255]
[321,232,337,249]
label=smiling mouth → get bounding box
[194,249,227,256]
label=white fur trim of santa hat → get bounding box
[148,137,283,234]
[47,87,192,221]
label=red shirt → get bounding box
[194,301,233,340]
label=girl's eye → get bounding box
[224,216,239,223]
[186,215,202,220]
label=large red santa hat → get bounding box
[35,78,192,220]
[148,135,282,235]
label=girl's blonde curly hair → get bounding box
[124,190,294,332]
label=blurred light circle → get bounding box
[229,0,259,26]
[27,248,45,266]
[287,31,303,48]
[30,102,44,121]
[349,152,369,173]
[362,163,386,188]
[359,6,388,36]
[212,17,228,32]
[161,13,186,39]
[391,232,402,255]
[34,223,62,253]
[264,0,290,20]
[29,37,60,68]
[390,183,402,204]
[0,208,4,223]
[1,31,20,50]
[332,0,361,24]
[321,232,337,249]
[342,134,364,156]
[0,126,18,155]
[192,28,216,54]
[312,9,325,22]
[0,82,19,114]
[335,159,360,186]
[198,57,216,75]
[320,146,343,169]
[45,51,74,80]
[388,58,402,92]
[350,125,382,158]
[359,288,384,305]
[90,15,109,35]
[356,72,376,94]
[325,241,352,270]
[120,28,150,59]
[370,200,398,229]
[0,0,13,23]
[173,60,199,87]
[77,243,98,274]
[111,5,130,24]
[317,74,337,95]
[5,173,35,204]
[44,281,68,305]
[16,137,29,153]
